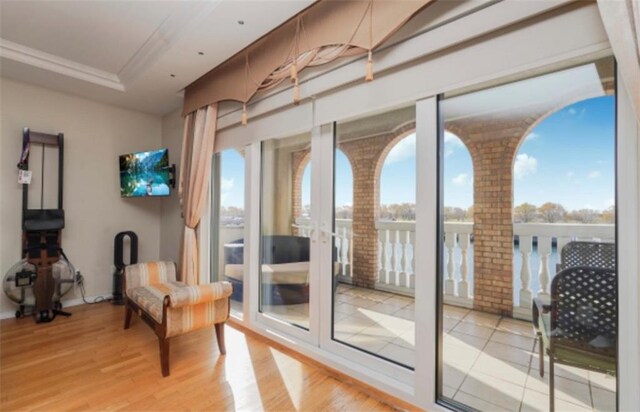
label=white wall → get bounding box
[159,108,184,263]
[0,78,163,315]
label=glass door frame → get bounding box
[234,66,639,411]
[245,127,322,345]
[315,122,416,387]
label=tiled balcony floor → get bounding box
[239,284,616,411]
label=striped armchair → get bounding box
[123,261,232,376]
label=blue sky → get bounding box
[221,95,615,212]
[219,149,245,208]
[511,96,615,211]
[375,95,615,211]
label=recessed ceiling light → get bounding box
[170,74,176,78]
[237,20,244,25]
[198,51,204,56]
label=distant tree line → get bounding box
[220,206,244,217]
[514,202,614,224]
[296,202,615,224]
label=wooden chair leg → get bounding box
[215,323,226,355]
[159,336,170,377]
[124,305,132,330]
[549,357,555,412]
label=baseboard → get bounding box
[0,293,112,320]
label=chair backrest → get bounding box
[560,241,615,271]
[550,266,617,352]
[125,261,177,293]
[224,236,311,265]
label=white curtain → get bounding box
[178,104,218,285]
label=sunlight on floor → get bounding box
[260,283,616,411]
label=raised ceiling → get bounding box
[0,0,315,115]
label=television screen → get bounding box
[119,148,170,197]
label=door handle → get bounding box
[292,222,318,242]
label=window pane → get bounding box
[212,149,245,317]
[333,106,416,368]
[260,133,312,329]
[438,57,617,411]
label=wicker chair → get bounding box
[123,261,232,376]
[532,241,616,411]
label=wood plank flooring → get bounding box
[0,302,402,411]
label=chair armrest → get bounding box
[532,297,551,330]
[168,281,233,308]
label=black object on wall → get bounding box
[112,231,138,305]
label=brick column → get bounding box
[340,125,415,289]
[340,137,387,288]
[448,120,532,316]
[291,149,310,227]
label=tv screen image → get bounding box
[119,148,170,197]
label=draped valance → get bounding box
[182,0,434,116]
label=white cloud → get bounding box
[525,132,540,141]
[587,171,601,179]
[385,134,415,164]
[514,154,538,179]
[604,198,615,208]
[566,171,575,179]
[452,173,469,186]
[444,131,464,157]
[221,177,234,191]
[567,107,586,117]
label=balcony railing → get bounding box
[223,218,614,320]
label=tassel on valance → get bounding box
[182,0,435,117]
[365,0,374,82]
[241,103,248,126]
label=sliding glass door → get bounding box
[259,132,314,332]
[331,106,417,369]
[437,57,618,411]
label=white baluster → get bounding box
[335,230,342,276]
[398,230,408,288]
[537,236,552,301]
[339,226,346,276]
[409,231,416,289]
[519,235,533,308]
[458,232,470,299]
[389,230,398,286]
[378,230,388,285]
[556,236,571,272]
[349,229,354,279]
[444,231,456,296]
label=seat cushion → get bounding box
[128,281,183,323]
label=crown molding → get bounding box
[0,38,125,91]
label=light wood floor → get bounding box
[0,302,402,411]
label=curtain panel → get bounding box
[179,104,218,285]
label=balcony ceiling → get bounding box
[0,0,314,115]
[443,63,606,123]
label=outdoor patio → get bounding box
[259,284,616,412]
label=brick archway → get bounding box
[336,122,416,288]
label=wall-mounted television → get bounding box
[119,148,174,198]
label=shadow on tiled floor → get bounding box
[241,284,617,411]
